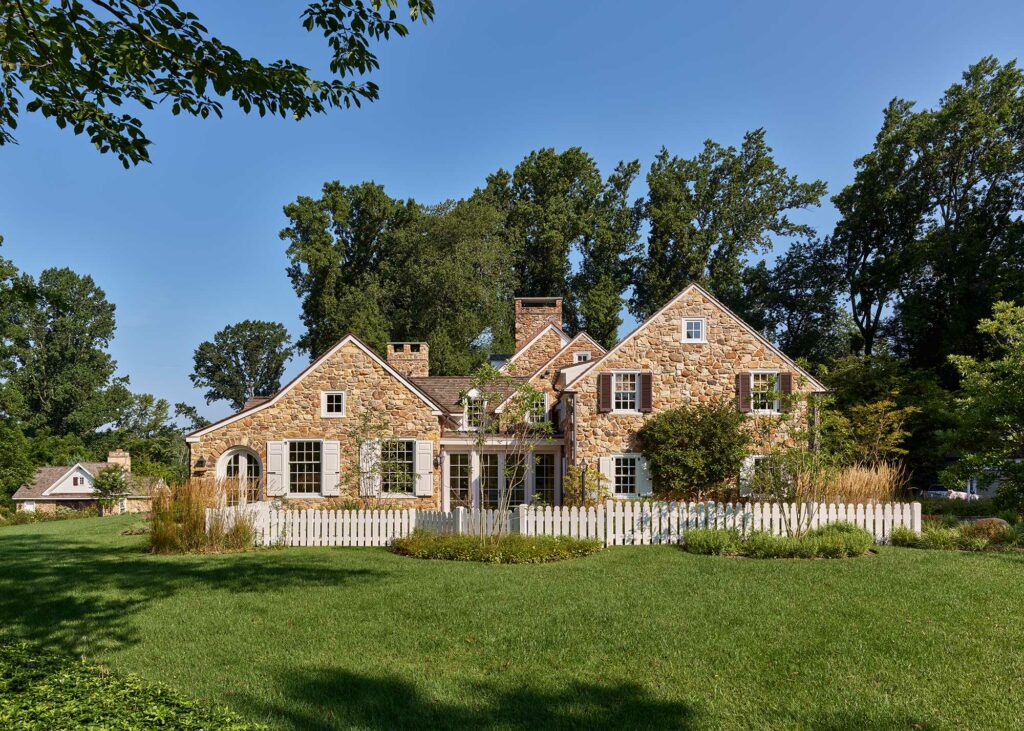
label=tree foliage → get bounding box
[1,0,434,166]
[630,131,826,322]
[190,320,294,410]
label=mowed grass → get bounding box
[1,516,1022,730]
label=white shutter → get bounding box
[322,440,341,496]
[598,456,614,493]
[266,441,285,496]
[415,440,434,497]
[637,456,653,496]
[359,440,381,497]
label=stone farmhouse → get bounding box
[185,283,826,510]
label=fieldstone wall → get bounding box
[569,287,820,471]
[528,334,606,422]
[504,328,567,377]
[190,341,442,509]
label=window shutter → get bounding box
[266,441,285,496]
[779,372,794,412]
[322,440,341,496]
[415,440,434,497]
[639,372,653,413]
[736,373,751,413]
[637,457,653,496]
[598,373,613,413]
[359,440,381,497]
[598,456,613,489]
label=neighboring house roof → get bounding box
[12,463,161,501]
[242,396,271,410]
[563,282,828,392]
[410,376,529,415]
[500,324,571,371]
[185,333,444,441]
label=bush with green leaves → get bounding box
[0,642,263,729]
[891,521,1021,552]
[635,400,750,499]
[390,531,602,564]
[683,523,873,559]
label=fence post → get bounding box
[454,506,465,535]
[911,501,922,533]
[517,504,527,535]
[410,508,417,534]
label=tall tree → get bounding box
[573,160,642,347]
[8,267,125,434]
[190,321,294,410]
[630,131,826,322]
[828,99,925,356]
[893,57,1024,376]
[282,181,416,357]
[1,0,434,166]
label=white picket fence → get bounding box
[206,500,921,548]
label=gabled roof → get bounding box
[563,283,828,392]
[500,324,571,372]
[186,333,444,441]
[13,462,160,500]
[528,332,607,379]
[410,376,528,415]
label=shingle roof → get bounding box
[242,396,272,410]
[12,463,163,500]
[410,376,528,414]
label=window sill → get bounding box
[749,410,781,416]
[286,493,324,499]
[682,339,707,345]
[381,492,418,499]
[610,409,642,416]
[320,413,346,419]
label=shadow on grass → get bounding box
[0,527,386,656]
[245,667,696,730]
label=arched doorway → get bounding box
[218,448,263,506]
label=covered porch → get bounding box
[438,436,564,511]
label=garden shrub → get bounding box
[389,531,602,564]
[959,519,1013,544]
[0,505,98,527]
[0,642,263,730]
[635,400,750,499]
[890,526,920,548]
[683,529,740,556]
[682,523,873,559]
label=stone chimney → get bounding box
[107,449,131,473]
[386,342,429,378]
[514,297,563,350]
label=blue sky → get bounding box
[1,0,1022,422]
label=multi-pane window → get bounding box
[683,318,705,342]
[614,456,638,495]
[322,391,345,417]
[381,439,415,494]
[480,453,499,508]
[448,453,471,506]
[288,441,322,494]
[527,393,547,424]
[505,454,527,506]
[613,372,639,411]
[465,397,485,429]
[751,372,780,412]
[533,453,555,505]
[574,351,592,363]
[224,451,261,505]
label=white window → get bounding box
[381,439,416,495]
[23,501,36,513]
[222,449,262,505]
[527,393,547,424]
[320,390,346,417]
[448,453,471,505]
[613,372,639,412]
[574,351,592,363]
[480,453,500,508]
[118,498,128,513]
[533,453,556,505]
[683,317,706,343]
[505,453,527,505]
[464,396,485,429]
[614,456,639,496]
[750,372,780,412]
[288,440,322,495]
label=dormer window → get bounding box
[463,390,486,429]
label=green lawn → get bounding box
[1,516,1022,730]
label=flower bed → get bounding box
[389,530,602,564]
[683,523,874,559]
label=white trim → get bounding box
[283,438,325,497]
[500,324,571,371]
[320,390,347,418]
[574,351,592,363]
[563,283,827,392]
[682,317,707,344]
[609,453,643,499]
[186,334,443,441]
[748,370,782,414]
[610,370,641,414]
[380,437,419,499]
[41,464,90,496]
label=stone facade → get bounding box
[526,333,606,421]
[514,298,563,349]
[503,327,568,377]
[189,339,443,509]
[568,286,820,472]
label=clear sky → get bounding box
[1,0,1022,422]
